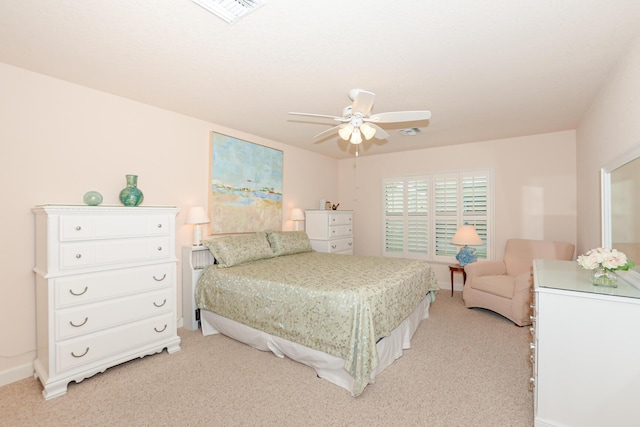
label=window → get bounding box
[383,169,492,262]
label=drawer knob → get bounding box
[153,274,166,281]
[75,253,82,259]
[71,347,90,358]
[75,226,82,231]
[348,242,353,246]
[157,246,163,251]
[154,299,167,308]
[69,317,88,328]
[69,286,88,296]
[331,245,337,249]
[154,324,168,333]
[157,223,163,228]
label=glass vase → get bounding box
[591,268,618,287]
[119,174,144,207]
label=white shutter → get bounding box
[383,170,491,262]
[383,177,429,258]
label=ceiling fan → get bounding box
[289,89,431,145]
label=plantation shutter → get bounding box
[382,169,492,262]
[383,177,429,258]
[460,172,489,258]
[434,175,459,257]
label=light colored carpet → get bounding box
[0,292,534,426]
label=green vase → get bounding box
[119,174,144,207]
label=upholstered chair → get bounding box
[462,238,575,326]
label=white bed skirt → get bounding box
[200,294,431,396]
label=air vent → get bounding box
[397,128,422,136]
[192,0,265,24]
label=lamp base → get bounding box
[456,245,477,267]
[192,224,204,246]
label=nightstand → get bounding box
[449,264,466,296]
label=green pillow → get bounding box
[266,231,313,256]
[203,232,274,268]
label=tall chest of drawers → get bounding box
[304,210,353,254]
[32,205,181,399]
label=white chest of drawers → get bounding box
[32,205,181,399]
[532,259,640,427]
[304,210,353,254]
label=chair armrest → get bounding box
[514,271,533,293]
[464,260,507,278]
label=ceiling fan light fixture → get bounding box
[350,128,363,145]
[338,125,353,140]
[360,123,376,140]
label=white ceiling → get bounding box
[2,1,640,159]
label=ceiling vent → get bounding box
[397,128,422,136]
[192,0,265,24]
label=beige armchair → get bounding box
[462,238,575,326]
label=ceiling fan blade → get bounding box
[313,125,342,139]
[368,110,431,123]
[351,91,375,117]
[289,112,344,121]
[368,123,390,140]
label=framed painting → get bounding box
[209,132,283,234]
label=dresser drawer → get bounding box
[56,288,173,340]
[310,237,353,254]
[55,313,175,373]
[55,263,175,308]
[328,213,353,226]
[60,214,171,241]
[59,237,172,270]
[329,224,352,238]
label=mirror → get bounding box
[602,145,640,286]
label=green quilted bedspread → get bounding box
[195,251,438,396]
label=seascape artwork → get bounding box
[209,133,283,234]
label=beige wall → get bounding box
[0,63,339,384]
[337,131,577,285]
[576,35,640,255]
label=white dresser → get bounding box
[532,259,640,427]
[32,205,181,399]
[304,210,353,254]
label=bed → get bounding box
[191,231,439,396]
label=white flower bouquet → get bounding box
[576,247,634,271]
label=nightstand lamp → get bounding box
[290,208,305,231]
[451,224,483,267]
[186,206,210,246]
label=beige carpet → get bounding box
[0,292,534,426]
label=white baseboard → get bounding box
[0,363,33,387]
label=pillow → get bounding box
[266,231,313,256]
[202,232,274,268]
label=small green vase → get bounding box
[119,174,144,207]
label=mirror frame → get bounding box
[601,144,640,287]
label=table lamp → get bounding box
[185,206,210,246]
[290,208,305,231]
[451,225,483,267]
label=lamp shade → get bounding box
[360,123,376,140]
[338,125,353,140]
[350,128,363,145]
[185,206,210,225]
[290,208,305,221]
[451,225,482,246]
